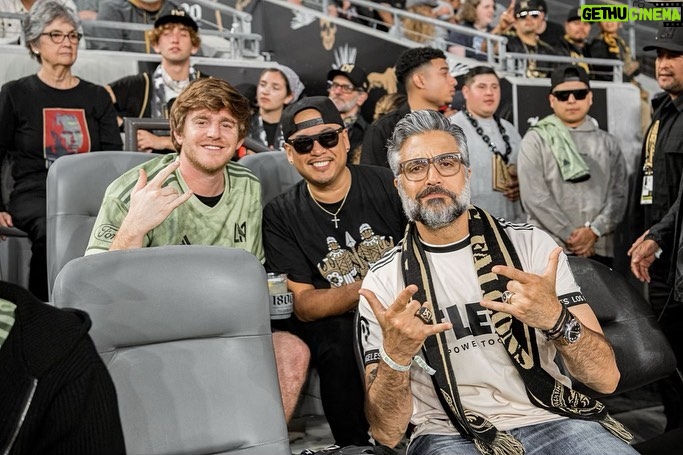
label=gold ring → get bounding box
[502,290,514,304]
[415,306,433,324]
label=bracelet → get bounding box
[543,306,569,340]
[379,345,411,372]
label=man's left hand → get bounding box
[480,247,564,331]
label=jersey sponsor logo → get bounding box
[94,224,118,242]
[234,221,247,243]
[442,301,495,340]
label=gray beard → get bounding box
[397,180,471,230]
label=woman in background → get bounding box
[0,0,121,301]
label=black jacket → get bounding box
[0,282,125,455]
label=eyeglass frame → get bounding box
[40,30,83,44]
[326,80,362,94]
[285,126,345,154]
[515,10,542,19]
[398,152,465,182]
[551,88,590,102]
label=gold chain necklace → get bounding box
[306,183,351,229]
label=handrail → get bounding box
[191,0,252,34]
[504,52,624,81]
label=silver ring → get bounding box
[502,290,514,305]
[415,306,433,324]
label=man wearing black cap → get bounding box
[327,64,369,163]
[361,47,456,168]
[628,26,683,429]
[518,65,627,268]
[500,0,557,78]
[262,96,406,446]
[557,7,592,75]
[106,9,202,153]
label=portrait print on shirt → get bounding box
[44,108,91,162]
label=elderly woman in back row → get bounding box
[0,0,121,301]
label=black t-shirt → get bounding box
[263,120,279,148]
[263,164,407,289]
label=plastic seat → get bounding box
[45,151,159,299]
[52,245,290,455]
[238,151,303,207]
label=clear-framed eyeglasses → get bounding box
[399,152,464,181]
[40,31,83,44]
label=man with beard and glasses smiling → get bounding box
[357,109,636,455]
[262,96,406,447]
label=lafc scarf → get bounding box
[401,206,631,454]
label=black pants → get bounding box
[9,188,47,302]
[284,312,370,446]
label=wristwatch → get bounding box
[557,312,582,346]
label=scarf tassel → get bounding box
[600,415,633,443]
[474,432,525,455]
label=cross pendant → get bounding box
[332,215,340,229]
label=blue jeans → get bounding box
[408,419,639,455]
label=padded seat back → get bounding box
[567,256,677,396]
[238,151,302,207]
[46,151,159,298]
[52,245,290,455]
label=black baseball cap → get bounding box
[643,26,683,53]
[281,96,345,141]
[550,65,590,92]
[515,0,545,15]
[327,64,369,92]
[154,9,198,32]
[566,7,582,22]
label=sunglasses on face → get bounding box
[552,88,590,102]
[516,10,541,19]
[286,127,344,154]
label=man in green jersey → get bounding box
[86,77,310,422]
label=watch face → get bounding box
[564,317,582,344]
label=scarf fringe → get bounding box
[600,415,633,443]
[474,432,525,455]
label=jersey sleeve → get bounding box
[85,193,130,255]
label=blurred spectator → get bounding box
[557,7,592,75]
[447,0,496,61]
[0,281,125,454]
[361,47,456,167]
[0,0,121,301]
[502,0,557,77]
[590,21,640,82]
[327,64,369,163]
[401,0,448,50]
[0,0,78,44]
[536,0,565,48]
[74,0,97,19]
[245,65,304,155]
[372,92,405,121]
[106,10,201,153]
[89,0,179,52]
[450,66,524,222]
[518,65,627,267]
[370,0,405,32]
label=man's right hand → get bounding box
[113,160,192,249]
[0,211,14,241]
[628,230,659,283]
[359,285,452,366]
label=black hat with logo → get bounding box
[154,9,198,32]
[281,96,344,141]
[327,64,369,92]
[550,65,591,92]
[643,26,683,53]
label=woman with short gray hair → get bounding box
[0,0,122,301]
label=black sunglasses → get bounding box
[286,127,344,154]
[552,89,590,102]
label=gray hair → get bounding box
[24,0,81,63]
[386,109,470,176]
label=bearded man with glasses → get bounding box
[517,65,627,268]
[262,96,406,447]
[357,109,636,455]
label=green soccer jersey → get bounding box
[86,153,264,261]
